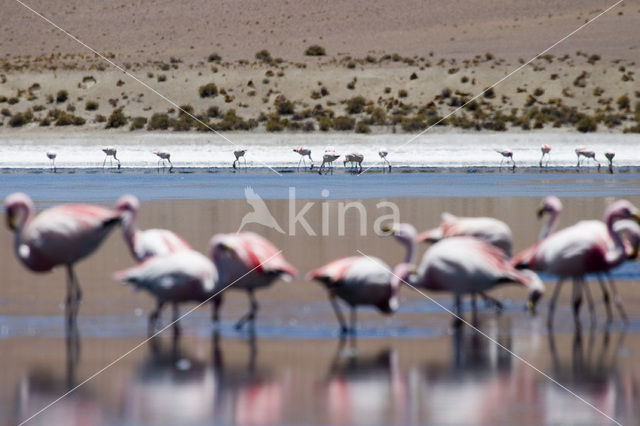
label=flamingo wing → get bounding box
[133,228,191,260]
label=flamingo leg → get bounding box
[350,307,357,334]
[572,279,583,328]
[102,156,107,168]
[539,153,544,168]
[471,293,479,325]
[330,295,348,335]
[211,295,223,324]
[547,279,565,328]
[596,275,613,323]
[452,294,463,328]
[168,159,173,172]
[172,302,181,336]
[582,279,596,328]
[234,289,258,330]
[148,300,164,336]
[479,292,503,312]
[607,275,628,323]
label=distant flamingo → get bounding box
[417,212,513,257]
[604,150,615,173]
[153,150,173,171]
[209,232,297,330]
[495,148,516,170]
[343,152,364,173]
[308,223,416,334]
[540,144,551,167]
[114,194,192,261]
[233,148,247,169]
[575,147,600,170]
[378,148,392,171]
[395,236,544,326]
[513,200,640,327]
[102,146,121,169]
[114,249,219,335]
[4,192,121,322]
[46,151,57,172]
[319,146,340,175]
[293,147,314,170]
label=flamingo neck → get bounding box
[606,214,626,267]
[539,209,559,241]
[121,210,139,253]
[402,238,416,264]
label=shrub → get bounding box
[533,88,544,97]
[1,108,11,117]
[345,96,366,114]
[207,53,221,62]
[255,49,272,63]
[0,95,6,103]
[317,115,332,131]
[198,82,218,98]
[587,54,600,65]
[8,97,19,105]
[147,113,170,130]
[206,105,220,118]
[333,115,355,130]
[95,114,106,123]
[354,121,371,133]
[398,89,408,98]
[576,115,597,132]
[483,87,495,99]
[9,111,30,127]
[129,116,147,130]
[56,90,68,103]
[85,100,99,111]
[275,96,295,115]
[105,107,127,128]
[157,74,167,82]
[616,94,630,111]
[305,45,326,56]
[265,117,285,131]
[53,110,84,126]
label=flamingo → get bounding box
[513,200,640,327]
[233,148,247,169]
[293,147,314,170]
[495,148,516,170]
[318,146,340,175]
[46,151,57,172]
[113,249,219,335]
[307,223,417,334]
[536,195,563,241]
[153,150,173,171]
[114,194,192,261]
[343,152,364,173]
[575,147,600,170]
[540,144,551,167]
[378,148,392,171]
[4,192,122,322]
[604,150,615,174]
[416,212,513,257]
[209,232,297,330]
[102,146,121,169]
[394,236,544,326]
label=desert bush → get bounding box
[199,82,218,98]
[207,53,221,62]
[105,107,127,128]
[275,96,295,115]
[32,104,45,112]
[0,95,6,103]
[587,54,600,65]
[398,89,408,98]
[346,96,366,114]
[95,114,106,123]
[616,94,630,111]
[305,45,326,56]
[333,115,355,131]
[255,49,272,63]
[265,115,285,132]
[302,121,315,132]
[354,121,371,133]
[129,116,147,130]
[56,90,68,103]
[533,88,544,97]
[9,109,33,127]
[1,108,11,117]
[157,74,167,82]
[206,106,220,118]
[147,113,170,130]
[576,115,597,132]
[483,87,495,99]
[317,115,332,131]
[85,100,99,111]
[53,110,85,126]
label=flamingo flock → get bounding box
[5,192,639,335]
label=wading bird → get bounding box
[319,146,340,175]
[114,249,219,335]
[307,223,417,334]
[417,212,513,257]
[604,150,615,174]
[209,232,297,330]
[114,194,191,261]
[153,150,173,171]
[575,147,600,170]
[396,236,544,326]
[102,146,121,169]
[4,192,121,322]
[378,148,392,172]
[495,148,516,170]
[540,144,551,167]
[233,148,247,169]
[343,152,364,173]
[46,151,57,172]
[513,200,640,328]
[293,147,313,170]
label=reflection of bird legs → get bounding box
[596,274,628,323]
[65,309,81,389]
[235,289,258,330]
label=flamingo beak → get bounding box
[6,211,16,230]
[380,223,395,235]
[536,206,545,219]
[526,290,542,315]
[631,211,640,224]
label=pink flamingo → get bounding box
[114,249,219,335]
[114,195,191,261]
[209,232,297,330]
[319,146,340,175]
[395,236,544,326]
[308,223,416,334]
[513,200,640,327]
[343,152,364,173]
[153,150,173,171]
[102,146,121,169]
[575,146,600,170]
[417,212,513,257]
[46,151,57,172]
[378,148,392,171]
[604,150,615,173]
[495,148,516,170]
[4,192,122,321]
[293,147,314,170]
[540,144,551,167]
[233,148,247,169]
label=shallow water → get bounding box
[2,171,640,425]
